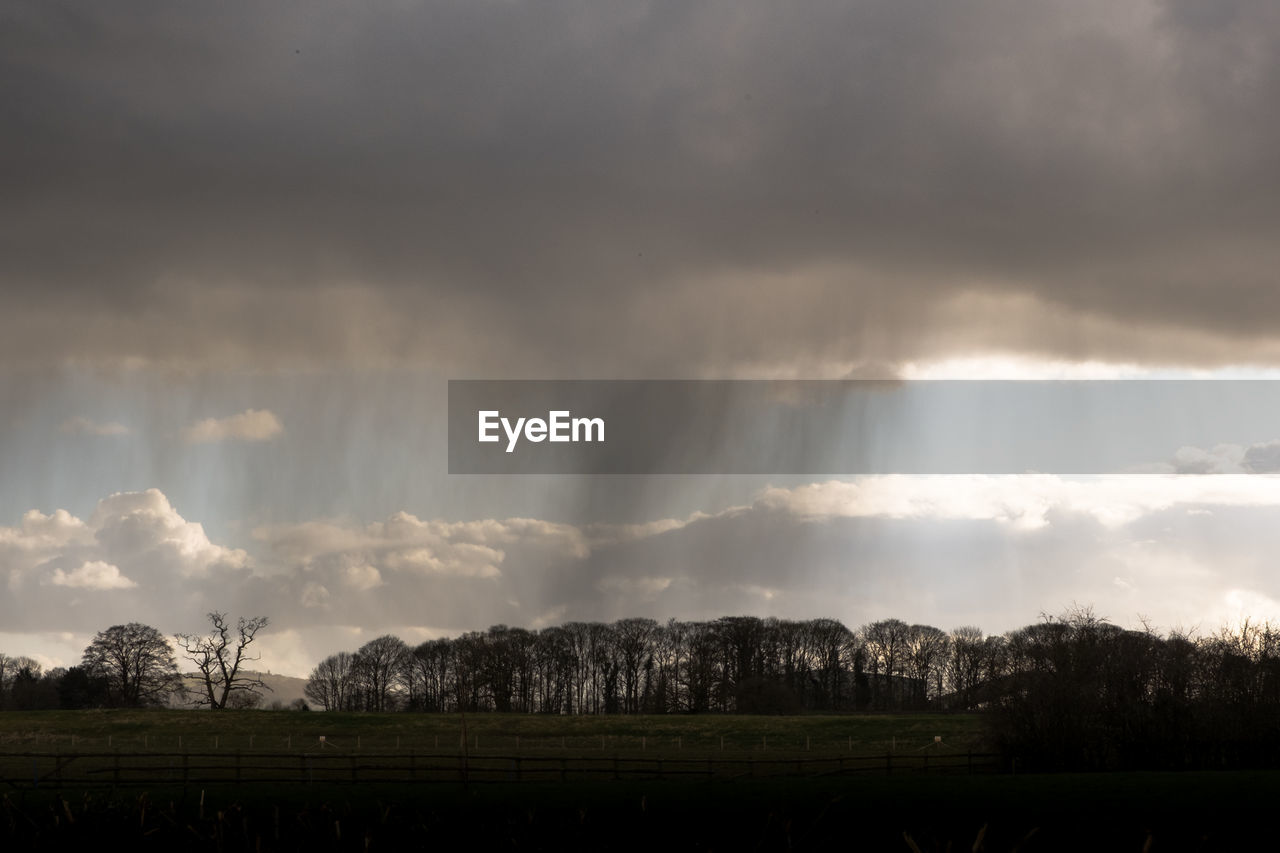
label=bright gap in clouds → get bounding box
[897,356,1280,380]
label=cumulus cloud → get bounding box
[182,409,283,444]
[1,488,248,597]
[88,489,249,578]
[11,477,1280,674]
[48,560,135,590]
[58,416,131,436]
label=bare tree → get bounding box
[906,624,950,707]
[305,651,357,711]
[861,618,911,710]
[82,623,182,707]
[352,635,411,711]
[175,612,271,710]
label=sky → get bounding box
[6,0,1280,677]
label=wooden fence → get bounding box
[0,750,1004,789]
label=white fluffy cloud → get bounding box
[49,560,136,590]
[2,488,248,593]
[182,409,283,443]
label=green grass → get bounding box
[0,709,989,756]
[8,712,1280,849]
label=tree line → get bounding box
[298,610,1280,770]
[10,608,1280,771]
[301,615,1022,715]
[0,613,272,711]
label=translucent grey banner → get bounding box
[448,380,1280,474]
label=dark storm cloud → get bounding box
[4,0,1280,371]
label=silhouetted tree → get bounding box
[305,651,357,711]
[81,623,182,707]
[175,612,271,710]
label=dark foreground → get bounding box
[3,771,1279,852]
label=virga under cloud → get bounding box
[3,1,1280,373]
[4,1,1279,675]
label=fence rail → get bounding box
[0,749,1004,789]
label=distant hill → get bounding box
[174,671,311,709]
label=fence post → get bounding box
[112,751,120,788]
[560,758,567,782]
[351,756,358,783]
[885,753,892,776]
[183,753,190,786]
[236,751,242,786]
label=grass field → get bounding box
[0,709,990,756]
[4,712,1279,849]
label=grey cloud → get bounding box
[1171,444,1245,475]
[4,1,1280,373]
[1242,441,1280,474]
[59,417,131,436]
[1164,439,1280,474]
